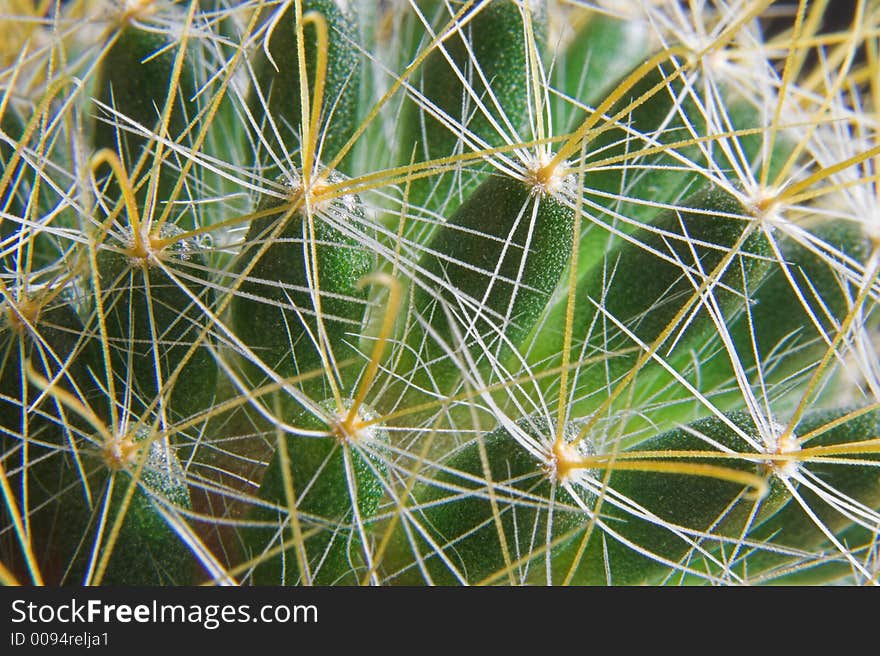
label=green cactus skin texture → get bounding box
[94,443,194,586]
[230,169,373,396]
[0,293,99,574]
[731,221,870,387]
[557,411,796,585]
[576,63,708,228]
[96,223,217,421]
[1,107,63,271]
[723,407,880,582]
[0,292,98,440]
[567,54,791,285]
[58,437,195,586]
[395,415,593,585]
[243,399,389,585]
[554,12,652,128]
[250,0,361,174]
[398,0,546,213]
[93,17,199,218]
[529,185,772,423]
[409,170,575,394]
[0,1,877,587]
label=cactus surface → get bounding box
[0,0,878,586]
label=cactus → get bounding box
[0,0,878,587]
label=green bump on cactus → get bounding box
[93,8,199,216]
[560,411,797,585]
[570,56,789,280]
[398,0,546,213]
[576,63,708,226]
[754,522,877,585]
[0,289,98,439]
[729,407,880,581]
[629,219,874,433]
[230,169,374,395]
[530,185,772,421]
[732,220,870,387]
[243,398,389,585]
[96,222,216,421]
[410,167,575,392]
[99,441,193,585]
[0,289,100,578]
[555,12,651,124]
[1,106,63,270]
[1,1,877,587]
[403,414,594,585]
[60,432,194,586]
[250,0,361,173]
